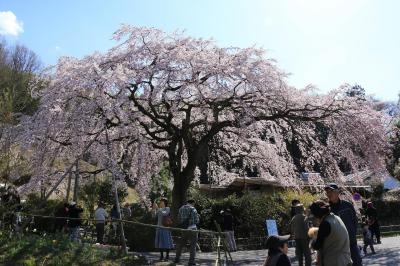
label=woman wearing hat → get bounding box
[310,200,352,266]
[263,234,292,266]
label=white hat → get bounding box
[70,201,76,206]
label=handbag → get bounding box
[162,214,173,227]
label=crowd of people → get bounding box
[1,182,384,266]
[150,197,243,265]
[53,201,132,244]
[151,198,201,266]
[264,183,382,266]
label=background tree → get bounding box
[148,163,172,204]
[387,118,400,180]
[0,40,42,184]
[346,84,366,99]
[81,178,128,215]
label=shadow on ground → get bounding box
[142,236,400,266]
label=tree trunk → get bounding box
[169,140,202,220]
[171,172,193,220]
[198,145,210,184]
[171,177,186,220]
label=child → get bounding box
[362,223,376,255]
[308,227,321,266]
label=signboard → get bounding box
[265,219,278,236]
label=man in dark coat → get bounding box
[325,183,362,266]
[221,208,237,251]
[55,203,69,233]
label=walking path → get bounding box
[142,236,400,265]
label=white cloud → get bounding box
[0,11,23,36]
[55,46,62,51]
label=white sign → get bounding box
[353,200,363,210]
[265,219,278,236]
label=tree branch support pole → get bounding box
[72,161,79,202]
[105,129,127,255]
[43,128,104,201]
[65,170,72,202]
[214,220,233,265]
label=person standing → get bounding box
[94,202,108,244]
[325,183,362,266]
[122,203,132,219]
[290,204,311,266]
[68,202,83,242]
[290,199,301,218]
[174,199,200,266]
[110,204,120,239]
[365,202,381,244]
[221,208,237,252]
[362,223,375,255]
[54,203,69,233]
[13,205,23,239]
[310,200,352,266]
[152,198,174,261]
[263,235,292,266]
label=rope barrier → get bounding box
[4,211,400,234]
[1,211,235,265]
[16,212,222,236]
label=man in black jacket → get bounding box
[55,203,69,233]
[365,201,381,244]
[325,183,362,266]
[221,208,237,251]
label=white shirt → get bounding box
[94,207,108,223]
[156,207,170,226]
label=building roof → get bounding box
[384,176,400,190]
[227,177,280,188]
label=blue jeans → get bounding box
[69,227,80,242]
[175,231,198,265]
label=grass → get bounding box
[0,231,147,266]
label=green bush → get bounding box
[0,232,146,265]
[23,194,65,232]
[124,203,156,252]
[371,199,400,225]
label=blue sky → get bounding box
[1,0,399,101]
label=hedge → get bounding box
[191,189,319,238]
